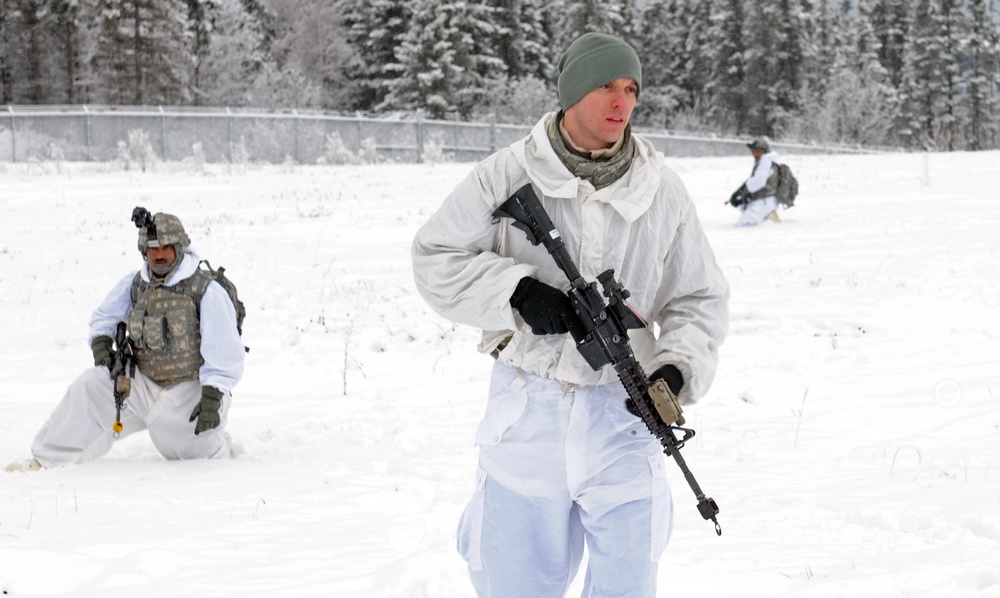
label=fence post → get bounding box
[489,113,496,155]
[293,110,299,164]
[8,105,17,162]
[416,110,424,164]
[159,105,167,160]
[84,105,92,161]
[226,107,233,159]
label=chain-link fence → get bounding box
[0,105,882,164]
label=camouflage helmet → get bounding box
[136,212,191,257]
[747,136,771,152]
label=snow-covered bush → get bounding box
[226,136,250,174]
[118,129,158,172]
[421,140,450,166]
[358,137,380,164]
[280,154,298,173]
[321,132,356,165]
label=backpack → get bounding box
[775,163,799,208]
[130,259,246,338]
[200,260,246,337]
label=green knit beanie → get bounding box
[557,32,642,110]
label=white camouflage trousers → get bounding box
[735,196,779,226]
[458,361,673,598]
[31,366,230,467]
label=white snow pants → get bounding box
[458,361,673,598]
[735,196,779,226]
[31,366,231,467]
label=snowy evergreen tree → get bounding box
[196,0,268,106]
[467,0,557,124]
[681,1,714,115]
[264,0,359,110]
[517,0,557,83]
[51,0,90,103]
[485,0,555,85]
[634,0,686,129]
[0,0,9,103]
[743,0,804,136]
[493,0,527,80]
[0,0,48,103]
[807,0,842,102]
[380,0,461,118]
[185,0,214,106]
[381,0,504,119]
[448,0,507,107]
[550,0,627,54]
[813,0,897,145]
[897,0,942,148]
[870,0,910,87]
[964,0,1000,149]
[342,0,410,111]
[92,0,193,105]
[934,0,970,150]
[772,0,806,135]
[704,0,749,134]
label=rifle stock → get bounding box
[493,183,722,536]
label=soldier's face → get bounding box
[561,77,637,151]
[146,245,177,275]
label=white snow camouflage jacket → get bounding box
[412,112,729,404]
[88,247,246,394]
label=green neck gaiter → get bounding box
[546,112,635,190]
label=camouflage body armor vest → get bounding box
[128,271,212,387]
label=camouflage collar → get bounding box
[546,112,635,190]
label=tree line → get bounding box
[2,0,999,151]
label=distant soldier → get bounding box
[729,136,785,226]
[6,209,245,471]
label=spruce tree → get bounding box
[965,0,1000,149]
[381,0,465,118]
[382,0,505,118]
[550,0,627,53]
[51,0,89,103]
[818,0,896,145]
[934,0,969,150]
[870,0,909,87]
[705,0,749,134]
[343,0,410,111]
[897,0,940,148]
[93,0,192,105]
[634,0,684,128]
[197,0,270,106]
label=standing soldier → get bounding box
[412,32,729,596]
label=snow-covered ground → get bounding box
[1,150,998,597]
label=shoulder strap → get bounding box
[172,269,213,311]
[129,271,143,305]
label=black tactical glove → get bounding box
[91,335,115,369]
[650,364,684,396]
[189,386,223,435]
[510,277,585,337]
[729,185,750,207]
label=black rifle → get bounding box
[493,183,722,536]
[109,321,133,436]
